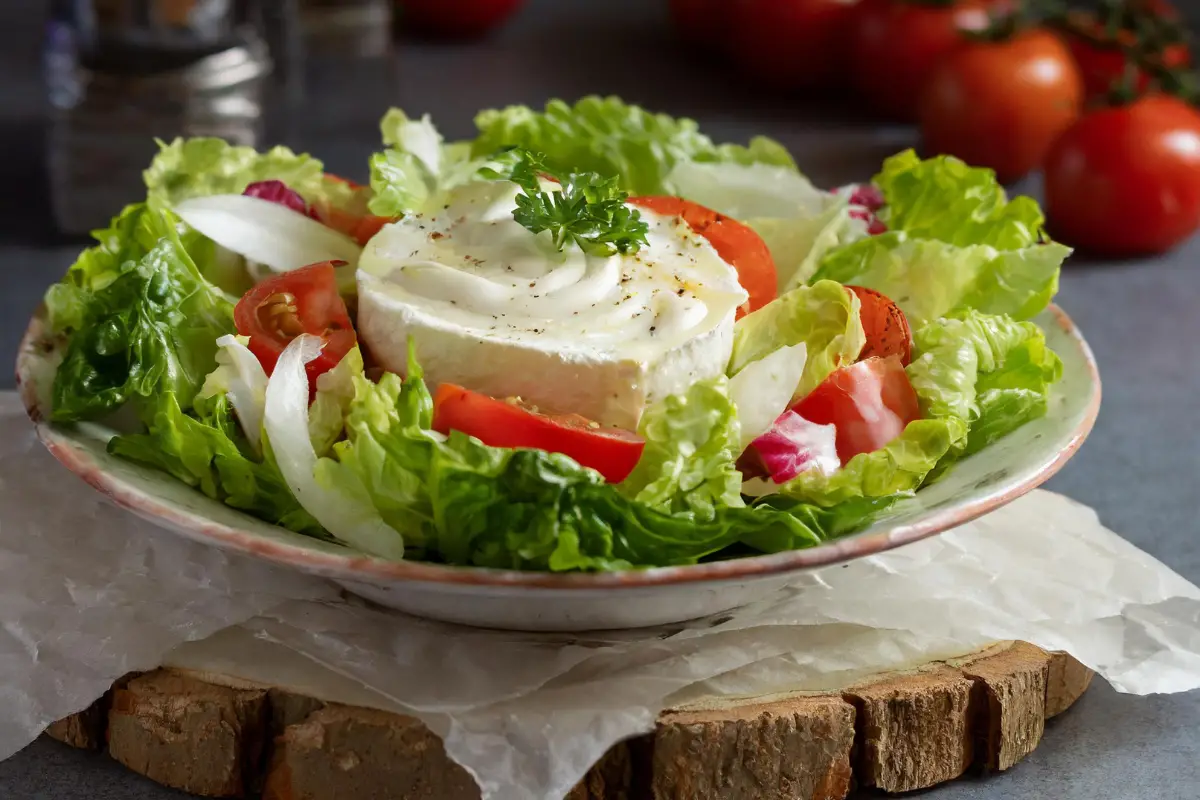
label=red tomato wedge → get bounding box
[233,261,357,392]
[431,385,645,483]
[791,356,920,464]
[628,196,777,318]
[847,285,913,366]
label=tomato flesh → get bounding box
[432,385,645,483]
[1044,95,1200,257]
[628,195,776,318]
[847,285,912,366]
[790,356,920,465]
[233,261,356,392]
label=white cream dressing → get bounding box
[357,180,747,358]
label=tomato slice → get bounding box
[233,261,357,392]
[431,385,645,483]
[627,196,777,318]
[847,285,912,366]
[790,356,920,465]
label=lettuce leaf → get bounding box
[906,310,1063,458]
[109,393,324,537]
[144,137,359,212]
[49,206,236,422]
[812,151,1069,327]
[874,150,1046,249]
[814,234,1068,328]
[367,109,505,217]
[470,96,796,196]
[618,377,744,521]
[321,345,883,569]
[779,309,1063,505]
[730,279,865,401]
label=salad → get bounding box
[40,96,1069,572]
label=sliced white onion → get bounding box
[728,342,808,451]
[202,334,269,453]
[264,334,405,560]
[174,194,362,274]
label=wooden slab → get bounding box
[43,641,1093,799]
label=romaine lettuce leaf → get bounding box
[618,376,744,521]
[906,310,1063,458]
[49,206,236,422]
[367,109,502,217]
[874,150,1046,249]
[814,235,1068,328]
[144,137,359,213]
[730,279,865,401]
[470,96,796,196]
[812,151,1069,326]
[109,392,324,537]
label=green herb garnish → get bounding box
[487,149,650,257]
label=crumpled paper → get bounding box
[3,391,1200,800]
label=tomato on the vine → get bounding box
[919,28,1083,183]
[431,385,645,483]
[1044,94,1200,257]
[727,0,864,90]
[1058,1,1190,101]
[849,0,997,121]
[233,261,357,391]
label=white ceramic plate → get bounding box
[17,306,1100,631]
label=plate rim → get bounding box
[16,304,1101,591]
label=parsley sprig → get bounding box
[486,150,650,257]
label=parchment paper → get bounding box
[3,392,1200,800]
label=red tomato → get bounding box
[628,195,776,318]
[1044,94,1200,257]
[233,262,357,391]
[670,0,726,46]
[849,0,996,121]
[846,285,912,366]
[919,28,1084,183]
[791,356,921,464]
[727,0,864,91]
[431,385,646,483]
[398,0,525,37]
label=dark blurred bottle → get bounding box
[44,0,272,236]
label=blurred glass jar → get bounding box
[44,0,271,236]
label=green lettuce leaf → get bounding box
[49,206,236,422]
[144,137,359,212]
[320,344,885,569]
[812,151,1069,326]
[778,418,965,506]
[308,346,365,457]
[814,234,1068,328]
[874,150,1046,249]
[618,377,744,521]
[906,310,1063,457]
[109,392,324,536]
[470,96,796,196]
[367,109,502,217]
[730,279,865,400]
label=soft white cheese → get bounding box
[356,179,748,429]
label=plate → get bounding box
[16,305,1100,631]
